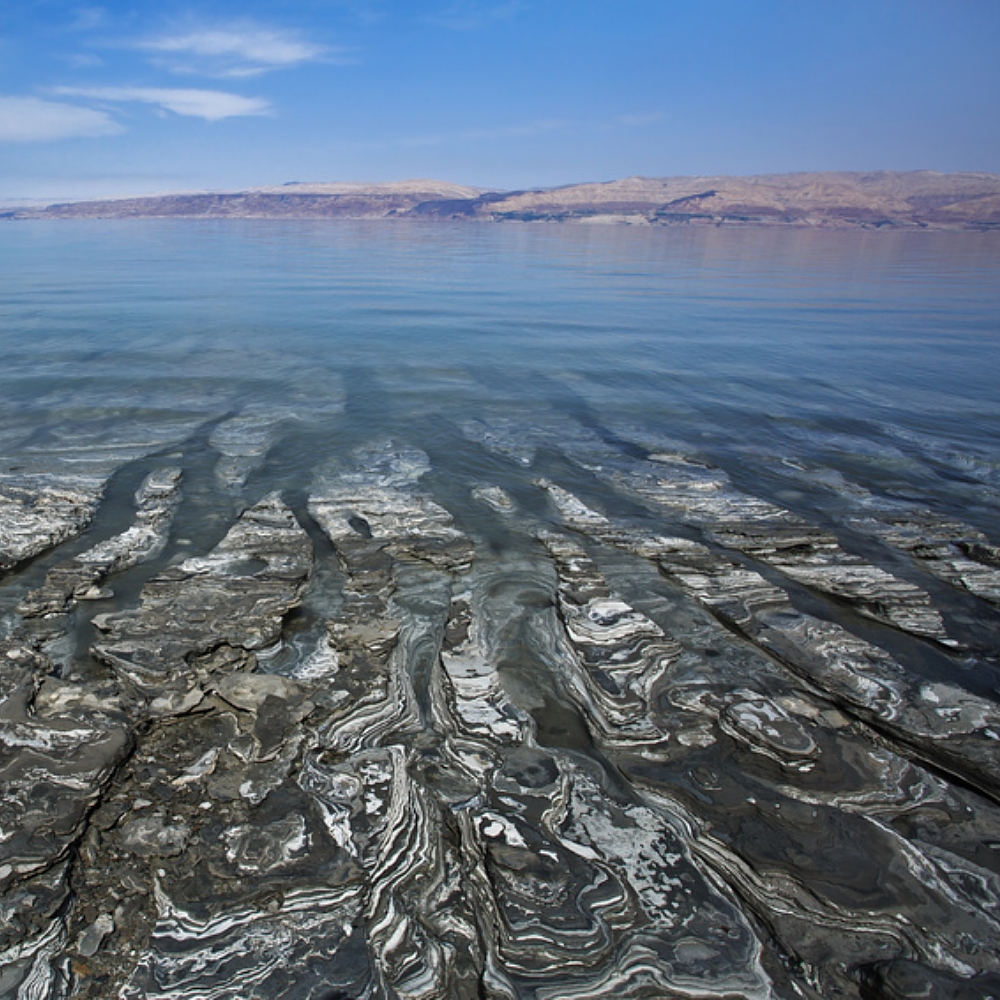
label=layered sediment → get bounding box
[1,421,999,1000]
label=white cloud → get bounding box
[137,25,328,78]
[53,87,271,121]
[0,96,122,142]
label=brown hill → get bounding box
[6,171,1000,228]
[440,172,1000,227]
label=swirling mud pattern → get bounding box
[1,222,1000,999]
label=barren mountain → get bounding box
[6,171,1000,227]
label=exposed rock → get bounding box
[0,649,131,993]
[471,484,516,514]
[19,468,181,618]
[734,452,1000,610]
[537,529,680,747]
[91,494,311,703]
[439,590,527,742]
[849,509,1000,607]
[595,457,954,645]
[856,958,1000,1000]
[538,480,1000,803]
[76,914,114,959]
[2,429,999,999]
[0,683,131,894]
[0,481,100,574]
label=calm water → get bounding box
[2,219,999,693]
[3,220,1000,999]
[2,220,999,526]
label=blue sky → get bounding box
[1,0,998,200]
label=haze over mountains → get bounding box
[6,171,1000,228]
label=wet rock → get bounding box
[718,697,819,770]
[712,449,1000,615]
[539,479,1000,803]
[0,861,71,955]
[210,406,287,491]
[439,590,528,743]
[0,480,100,574]
[309,441,474,575]
[0,653,131,995]
[75,914,114,959]
[213,672,313,720]
[472,484,516,514]
[598,458,954,645]
[91,494,312,702]
[0,916,68,1000]
[480,753,772,999]
[3,424,999,999]
[0,638,50,701]
[19,468,181,618]
[0,683,131,893]
[306,442,476,757]
[119,815,191,857]
[851,510,1000,608]
[537,529,681,747]
[58,697,368,999]
[210,384,344,491]
[0,406,211,578]
[857,958,1000,1000]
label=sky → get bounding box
[1,0,999,201]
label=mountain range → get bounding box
[5,172,1000,228]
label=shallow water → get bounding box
[1,220,1000,999]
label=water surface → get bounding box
[2,220,1000,1000]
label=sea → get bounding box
[3,221,999,616]
[2,219,1000,998]
[2,222,998,464]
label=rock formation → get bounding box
[1,426,999,1000]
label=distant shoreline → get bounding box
[5,171,1000,229]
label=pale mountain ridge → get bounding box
[486,171,1000,221]
[252,179,487,198]
[6,171,1000,227]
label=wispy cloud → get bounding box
[424,1,526,31]
[136,25,331,78]
[53,87,271,121]
[0,95,122,142]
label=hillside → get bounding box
[6,172,1000,228]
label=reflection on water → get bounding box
[1,221,999,999]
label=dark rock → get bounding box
[91,494,312,704]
